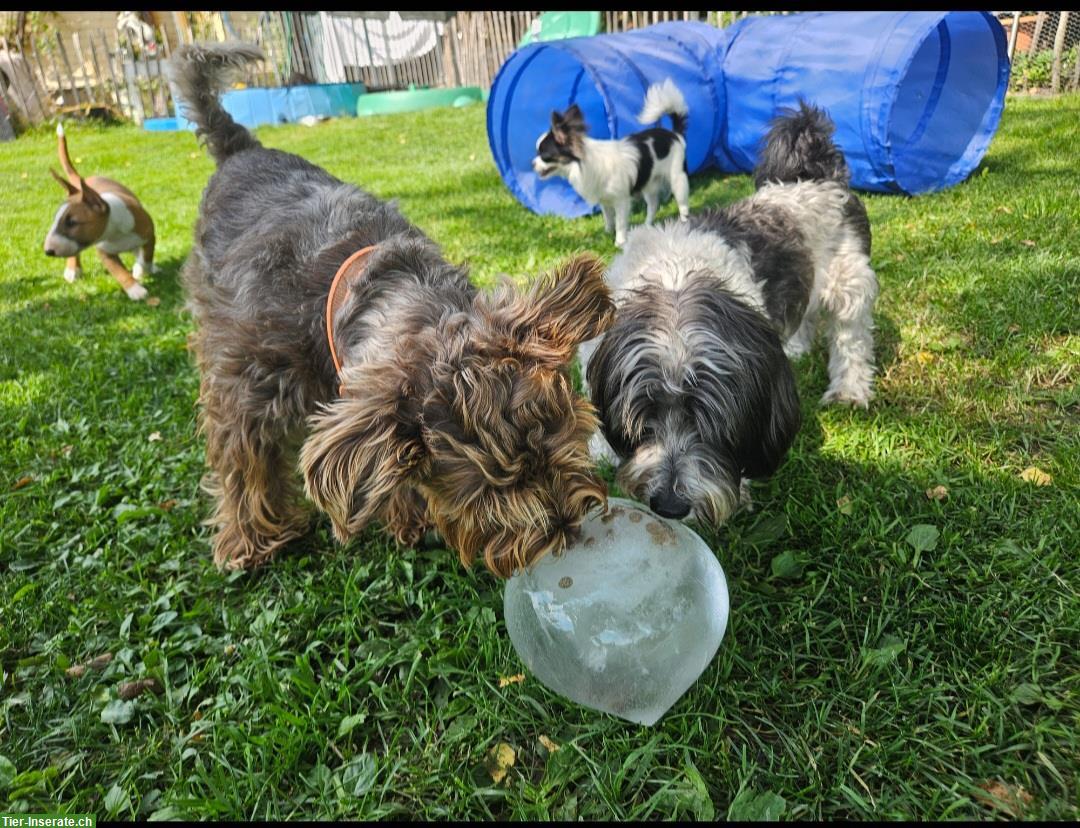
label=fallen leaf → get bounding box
[100,699,135,725]
[905,524,939,552]
[158,499,177,511]
[62,445,73,455]
[1019,466,1052,486]
[925,485,948,500]
[975,780,1033,817]
[117,678,161,700]
[836,495,853,515]
[65,652,113,678]
[12,475,33,490]
[148,431,162,442]
[498,673,525,688]
[538,735,560,753]
[485,742,516,785]
[1021,239,1036,247]
[1007,324,1021,334]
[145,296,161,307]
[915,350,935,366]
[223,644,236,657]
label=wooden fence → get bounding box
[0,11,812,129]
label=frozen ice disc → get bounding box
[503,498,729,725]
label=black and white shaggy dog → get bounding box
[582,101,878,523]
[171,44,616,577]
[532,79,691,247]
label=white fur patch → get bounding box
[124,282,148,301]
[63,266,82,283]
[96,193,145,255]
[607,221,765,315]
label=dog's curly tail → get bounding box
[169,42,264,165]
[638,78,688,137]
[753,100,850,189]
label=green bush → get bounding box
[1010,45,1079,91]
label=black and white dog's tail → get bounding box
[753,100,850,189]
[169,42,264,165]
[637,78,688,137]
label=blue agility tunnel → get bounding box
[487,21,729,218]
[487,11,1010,214]
[719,11,1010,194]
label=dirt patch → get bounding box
[646,521,677,546]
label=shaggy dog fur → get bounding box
[581,101,878,524]
[170,43,615,577]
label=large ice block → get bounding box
[503,498,729,725]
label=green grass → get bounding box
[1,94,1078,821]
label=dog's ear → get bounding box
[738,355,802,480]
[509,253,615,364]
[562,103,584,129]
[550,109,567,142]
[49,167,78,196]
[299,377,425,543]
[78,178,108,212]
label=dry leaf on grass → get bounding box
[974,780,1033,817]
[498,673,525,688]
[538,735,560,753]
[1019,467,1052,486]
[148,432,162,442]
[145,296,161,307]
[925,485,948,501]
[485,742,516,785]
[12,475,34,490]
[158,499,178,511]
[117,678,161,700]
[836,495,853,515]
[914,350,935,366]
[1021,239,1036,247]
[65,652,113,678]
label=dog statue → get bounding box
[43,123,156,301]
[169,43,615,577]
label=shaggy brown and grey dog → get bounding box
[170,44,615,577]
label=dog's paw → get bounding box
[63,267,82,283]
[132,262,146,281]
[125,283,149,301]
[820,385,873,409]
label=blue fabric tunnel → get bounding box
[719,11,1010,194]
[487,21,729,218]
[487,12,1010,215]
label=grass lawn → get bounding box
[1,93,1077,821]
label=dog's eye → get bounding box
[64,216,77,228]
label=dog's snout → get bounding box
[650,489,691,520]
[44,245,58,257]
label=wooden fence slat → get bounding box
[27,36,55,117]
[98,31,126,119]
[54,32,84,108]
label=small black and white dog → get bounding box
[532,79,691,247]
[582,101,878,524]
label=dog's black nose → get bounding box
[650,490,691,520]
[44,246,57,257]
